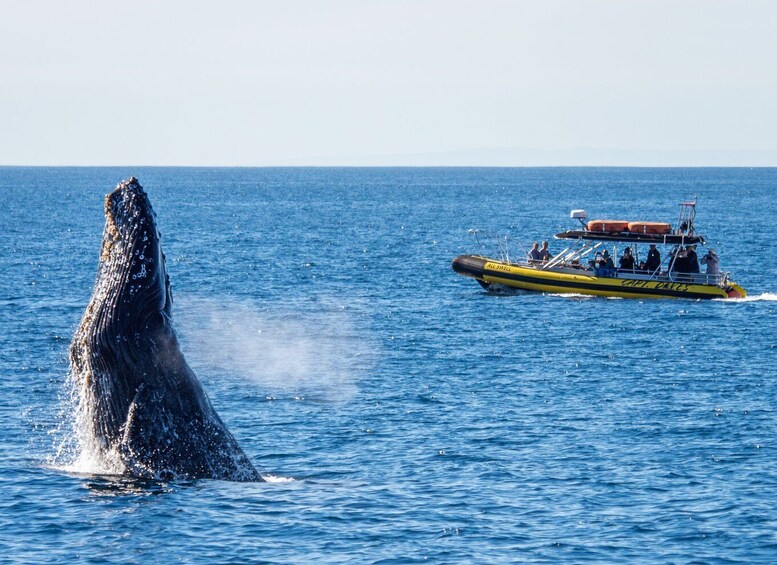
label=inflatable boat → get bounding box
[452,201,747,300]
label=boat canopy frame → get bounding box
[554,230,705,245]
[542,230,729,287]
[554,197,705,245]
[467,199,730,288]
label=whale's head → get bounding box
[99,177,171,318]
[69,177,176,457]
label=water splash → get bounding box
[262,474,296,483]
[48,369,126,476]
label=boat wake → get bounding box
[547,292,597,300]
[717,292,777,303]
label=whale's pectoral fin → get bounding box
[119,381,253,481]
[120,383,186,479]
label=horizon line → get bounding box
[2,164,777,169]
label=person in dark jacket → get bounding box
[619,247,635,271]
[598,250,611,267]
[670,246,687,272]
[643,244,661,272]
[686,245,700,273]
[597,249,615,276]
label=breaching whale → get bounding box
[69,177,262,481]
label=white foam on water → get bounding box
[261,474,296,483]
[547,292,595,300]
[714,292,777,303]
[53,448,124,476]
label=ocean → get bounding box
[1,167,776,563]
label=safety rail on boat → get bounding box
[467,223,728,287]
[542,240,603,271]
[616,270,727,286]
[468,229,515,264]
[526,261,726,286]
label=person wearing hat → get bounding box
[701,248,720,275]
[597,249,615,276]
[644,244,661,273]
[604,250,614,270]
[619,247,635,272]
[686,245,700,274]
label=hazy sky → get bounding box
[2,1,776,165]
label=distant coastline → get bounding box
[3,148,775,168]
[265,148,777,168]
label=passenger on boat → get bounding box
[618,247,635,272]
[686,245,700,273]
[701,248,719,275]
[670,247,688,272]
[593,252,605,276]
[539,241,552,262]
[595,250,616,277]
[603,250,614,271]
[528,242,541,262]
[643,244,661,272]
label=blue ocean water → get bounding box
[1,167,776,563]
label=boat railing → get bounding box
[468,230,518,264]
[525,259,727,286]
[616,270,725,285]
[606,269,725,285]
[665,271,725,285]
[542,241,603,270]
